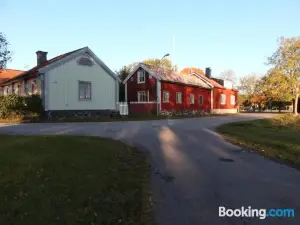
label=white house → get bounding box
[1,47,120,118]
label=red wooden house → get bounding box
[123,63,238,115]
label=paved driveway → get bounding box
[0,114,300,225]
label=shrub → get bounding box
[272,114,300,129]
[0,94,43,118]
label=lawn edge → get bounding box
[216,124,300,171]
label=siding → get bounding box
[213,87,238,109]
[127,68,157,102]
[46,54,116,110]
[161,82,211,111]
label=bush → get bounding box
[0,94,43,118]
[272,114,300,129]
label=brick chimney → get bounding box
[205,67,211,78]
[36,51,48,65]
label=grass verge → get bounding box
[0,135,151,225]
[216,114,300,167]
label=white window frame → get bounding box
[176,92,182,104]
[198,95,203,104]
[163,91,170,103]
[220,94,226,105]
[231,95,235,105]
[190,93,195,104]
[137,91,147,102]
[137,70,145,84]
[79,81,92,100]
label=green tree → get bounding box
[115,66,131,102]
[0,33,11,69]
[266,37,300,114]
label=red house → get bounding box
[123,63,238,115]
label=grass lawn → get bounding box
[216,114,300,167]
[0,135,151,225]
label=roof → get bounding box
[0,69,24,84]
[125,63,212,89]
[180,67,225,89]
[2,47,85,85]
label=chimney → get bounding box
[36,51,48,65]
[205,67,211,78]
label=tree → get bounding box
[266,37,300,114]
[0,33,11,69]
[115,66,131,102]
[238,73,259,96]
[220,69,237,85]
[143,58,177,71]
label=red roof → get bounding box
[1,47,85,85]
[142,63,212,89]
[0,69,24,84]
[180,67,225,89]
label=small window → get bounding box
[77,57,93,66]
[32,80,37,94]
[220,94,226,105]
[137,91,147,102]
[149,75,152,79]
[231,95,235,105]
[163,91,170,103]
[137,70,145,84]
[190,93,195,104]
[198,95,203,104]
[79,81,92,100]
[176,92,182,104]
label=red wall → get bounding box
[127,68,157,102]
[129,103,157,114]
[161,82,211,111]
[213,87,238,109]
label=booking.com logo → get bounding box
[219,206,295,220]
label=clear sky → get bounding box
[1,0,299,79]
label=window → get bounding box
[220,94,226,105]
[231,95,235,105]
[17,84,21,96]
[198,95,203,104]
[32,80,37,94]
[190,93,195,104]
[163,91,170,103]
[137,91,147,102]
[79,81,92,100]
[77,57,93,66]
[137,70,145,83]
[176,92,182,104]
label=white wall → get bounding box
[46,54,116,110]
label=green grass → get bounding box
[0,135,151,225]
[216,115,300,167]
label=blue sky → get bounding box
[1,0,299,79]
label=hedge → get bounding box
[0,94,43,118]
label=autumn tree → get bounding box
[0,33,11,69]
[143,58,177,71]
[266,37,300,114]
[220,69,237,85]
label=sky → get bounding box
[1,0,299,80]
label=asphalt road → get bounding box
[0,114,299,225]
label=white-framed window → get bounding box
[231,95,235,105]
[163,91,170,103]
[176,92,182,104]
[220,94,226,105]
[190,93,195,104]
[198,95,203,104]
[79,81,92,100]
[137,91,147,102]
[137,70,145,84]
